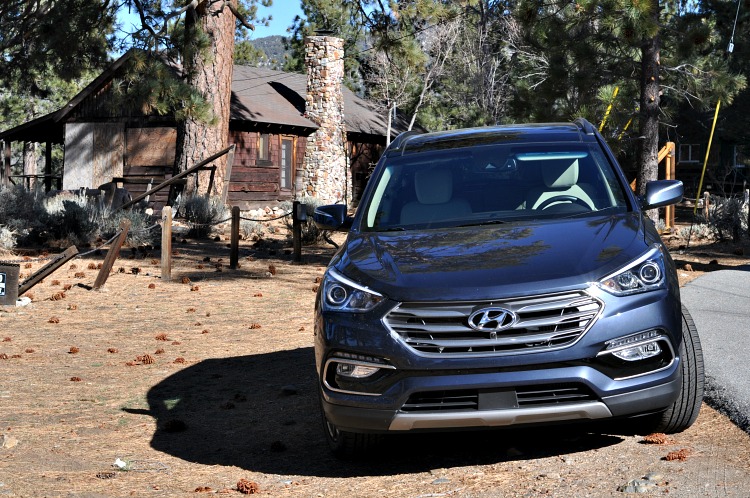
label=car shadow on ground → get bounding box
[123,347,627,478]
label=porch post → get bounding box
[2,140,10,188]
[45,141,53,191]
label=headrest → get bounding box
[414,169,453,204]
[542,160,579,188]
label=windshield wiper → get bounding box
[457,219,507,227]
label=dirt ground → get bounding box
[1,215,749,497]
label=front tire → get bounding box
[319,391,382,458]
[640,305,705,433]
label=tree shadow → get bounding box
[124,348,627,478]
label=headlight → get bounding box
[597,246,667,296]
[321,269,383,312]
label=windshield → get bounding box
[362,142,629,231]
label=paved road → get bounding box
[681,266,750,433]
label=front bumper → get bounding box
[315,286,683,433]
[319,363,681,432]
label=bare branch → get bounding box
[218,0,255,31]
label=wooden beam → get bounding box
[93,219,131,290]
[18,246,79,295]
[161,208,172,281]
[220,145,236,206]
[230,206,239,269]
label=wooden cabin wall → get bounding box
[121,127,176,211]
[228,130,302,209]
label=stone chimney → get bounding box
[302,35,350,205]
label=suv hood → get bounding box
[333,213,646,302]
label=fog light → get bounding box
[336,363,380,378]
[602,330,666,362]
[612,341,662,361]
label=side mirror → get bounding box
[641,180,683,210]
[313,204,353,231]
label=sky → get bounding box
[251,1,304,39]
[116,1,304,42]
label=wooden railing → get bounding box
[117,144,236,212]
[659,142,676,230]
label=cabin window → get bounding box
[280,137,294,190]
[258,134,270,161]
[679,144,700,163]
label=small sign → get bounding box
[0,272,5,297]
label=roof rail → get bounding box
[574,118,596,135]
[387,130,421,151]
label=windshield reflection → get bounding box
[362,143,629,232]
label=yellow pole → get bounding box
[599,87,619,132]
[618,115,634,141]
[693,99,722,215]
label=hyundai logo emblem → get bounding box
[468,307,517,332]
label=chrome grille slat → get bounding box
[513,294,594,312]
[385,291,602,356]
[392,323,473,333]
[517,309,598,328]
[404,330,584,348]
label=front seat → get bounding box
[400,169,471,224]
[525,159,596,210]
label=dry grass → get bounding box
[0,225,749,497]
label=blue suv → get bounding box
[313,119,704,456]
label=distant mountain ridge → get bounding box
[250,35,290,69]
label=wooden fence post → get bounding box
[230,206,240,269]
[746,189,749,238]
[293,201,304,263]
[94,219,130,290]
[703,191,711,220]
[161,207,172,281]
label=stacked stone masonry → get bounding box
[302,36,351,205]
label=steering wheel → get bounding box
[537,195,592,210]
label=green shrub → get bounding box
[0,186,43,233]
[0,226,17,251]
[699,195,748,242]
[183,195,229,238]
[240,220,264,240]
[0,185,159,248]
[96,209,159,248]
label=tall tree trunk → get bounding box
[637,0,660,225]
[175,0,236,198]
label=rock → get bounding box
[617,478,657,493]
[539,472,561,479]
[0,434,18,449]
[432,478,450,485]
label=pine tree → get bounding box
[124,0,272,196]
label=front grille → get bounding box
[385,291,602,356]
[401,390,478,412]
[401,383,598,412]
[516,383,598,406]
